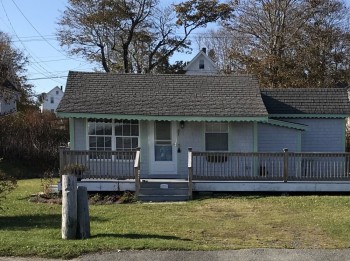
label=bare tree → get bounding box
[57,0,233,73]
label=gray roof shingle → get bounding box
[261,88,350,115]
[57,71,268,118]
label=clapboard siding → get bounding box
[231,122,254,152]
[292,118,345,152]
[74,118,86,150]
[258,123,299,152]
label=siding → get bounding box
[292,118,345,152]
[74,118,86,150]
[258,123,299,152]
[231,122,254,152]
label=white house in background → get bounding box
[40,86,64,113]
[0,79,20,116]
[184,48,219,75]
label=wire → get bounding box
[1,0,65,85]
[10,0,82,63]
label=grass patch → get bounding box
[0,180,349,258]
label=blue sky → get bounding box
[0,0,202,94]
[1,0,349,95]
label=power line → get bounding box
[28,76,68,80]
[10,0,82,63]
[1,0,64,85]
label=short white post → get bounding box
[77,186,90,239]
[61,175,77,239]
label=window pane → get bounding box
[123,124,131,136]
[132,138,138,148]
[124,137,132,149]
[88,123,95,135]
[116,137,122,149]
[89,136,97,148]
[130,120,138,124]
[155,121,171,140]
[206,122,228,133]
[95,123,104,135]
[115,123,123,136]
[155,145,172,161]
[131,124,139,136]
[97,137,105,148]
[105,137,111,148]
[104,124,112,135]
[205,133,228,151]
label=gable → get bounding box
[184,50,218,75]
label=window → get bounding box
[87,119,139,159]
[88,119,112,151]
[199,59,205,69]
[56,90,59,95]
[51,109,55,113]
[115,120,139,150]
[50,97,54,103]
[205,122,228,151]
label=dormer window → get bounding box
[199,59,205,69]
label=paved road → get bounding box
[1,249,350,261]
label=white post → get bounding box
[61,175,77,239]
[77,186,90,239]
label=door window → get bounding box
[154,121,172,161]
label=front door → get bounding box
[150,121,178,175]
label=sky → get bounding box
[0,0,205,95]
[1,0,349,95]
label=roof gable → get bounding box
[184,50,219,74]
[57,72,268,120]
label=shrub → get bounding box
[0,169,17,207]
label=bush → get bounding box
[0,169,17,207]
[0,110,69,177]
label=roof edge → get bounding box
[56,112,269,122]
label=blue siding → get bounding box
[258,123,300,152]
[292,118,345,152]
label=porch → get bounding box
[59,147,350,200]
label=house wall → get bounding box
[41,87,64,113]
[258,123,300,152]
[73,118,87,150]
[176,121,255,178]
[290,118,345,152]
[0,97,17,115]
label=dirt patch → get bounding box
[29,191,136,205]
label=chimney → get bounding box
[60,86,63,90]
[202,47,206,54]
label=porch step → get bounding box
[138,180,190,202]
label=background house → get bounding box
[184,48,219,75]
[0,79,20,116]
[40,86,64,113]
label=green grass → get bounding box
[0,180,349,258]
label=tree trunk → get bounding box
[61,175,77,240]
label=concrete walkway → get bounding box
[1,249,350,261]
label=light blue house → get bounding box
[56,52,350,201]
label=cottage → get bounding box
[57,69,350,200]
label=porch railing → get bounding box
[59,147,137,179]
[190,150,350,181]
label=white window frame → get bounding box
[86,119,140,160]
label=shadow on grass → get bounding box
[91,233,192,241]
[0,214,107,230]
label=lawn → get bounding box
[0,179,349,259]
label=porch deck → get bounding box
[59,147,350,200]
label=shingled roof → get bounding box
[57,71,268,119]
[261,88,350,115]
